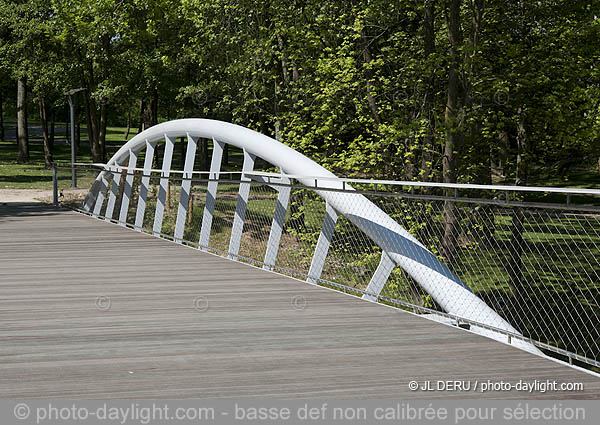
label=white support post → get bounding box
[134,140,155,231]
[199,139,224,250]
[174,133,198,242]
[228,149,256,259]
[307,201,338,284]
[118,150,137,226]
[104,170,122,221]
[362,251,395,302]
[263,176,291,270]
[152,135,175,236]
[92,173,111,218]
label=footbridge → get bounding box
[1,119,599,398]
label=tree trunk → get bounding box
[441,0,463,265]
[202,139,209,170]
[152,89,158,125]
[0,89,4,141]
[464,0,492,246]
[274,79,281,140]
[421,0,436,183]
[49,107,55,151]
[65,103,69,142]
[16,77,29,163]
[278,35,290,87]
[361,30,387,175]
[292,61,299,105]
[74,102,80,156]
[39,97,52,168]
[509,206,525,294]
[276,34,290,140]
[361,32,381,127]
[84,61,102,162]
[466,0,488,184]
[508,109,528,294]
[144,90,160,168]
[99,103,107,162]
[223,144,229,166]
[494,130,509,178]
[124,108,131,139]
[82,85,101,162]
[179,136,186,169]
[82,89,97,161]
[187,194,194,224]
[143,88,158,130]
[76,116,81,155]
[139,99,145,132]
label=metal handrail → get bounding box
[56,162,600,196]
[56,163,600,213]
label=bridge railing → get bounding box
[53,162,600,370]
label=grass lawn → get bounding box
[0,124,137,189]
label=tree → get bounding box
[441,0,463,265]
[1,0,71,166]
[16,76,27,162]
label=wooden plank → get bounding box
[0,203,598,399]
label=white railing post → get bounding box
[199,139,224,250]
[307,201,338,284]
[134,140,155,230]
[228,149,256,259]
[263,176,291,270]
[118,149,137,226]
[174,134,198,242]
[362,251,395,302]
[52,163,59,206]
[153,135,175,236]
[104,168,121,221]
[92,172,111,218]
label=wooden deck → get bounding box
[0,203,598,399]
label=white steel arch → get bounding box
[83,118,541,355]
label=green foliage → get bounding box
[1,0,599,180]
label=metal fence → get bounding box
[54,163,600,370]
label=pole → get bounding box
[52,162,58,206]
[68,95,76,188]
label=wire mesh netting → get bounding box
[60,163,600,369]
[367,193,600,366]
